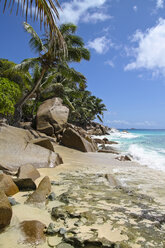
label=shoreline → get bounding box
[1,144,165,247]
[94,129,165,173]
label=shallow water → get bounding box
[95,129,165,171]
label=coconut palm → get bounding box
[22,62,87,119]
[13,22,90,121]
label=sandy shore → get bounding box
[0,145,165,248]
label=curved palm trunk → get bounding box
[13,68,46,124]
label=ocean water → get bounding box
[98,129,165,171]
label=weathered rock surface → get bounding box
[0,124,63,169]
[20,220,46,245]
[103,138,118,145]
[0,190,12,229]
[61,128,97,152]
[0,174,19,196]
[94,138,105,144]
[31,138,55,152]
[13,178,36,191]
[98,145,119,154]
[116,155,132,161]
[17,164,40,181]
[36,97,69,136]
[26,176,51,205]
[0,164,16,176]
[86,122,109,136]
[49,172,165,248]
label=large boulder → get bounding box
[26,176,51,206]
[36,97,69,136]
[20,220,46,245]
[0,174,19,196]
[0,124,63,170]
[61,128,97,152]
[0,189,12,229]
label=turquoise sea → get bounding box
[105,129,165,171]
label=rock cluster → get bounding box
[0,124,63,170]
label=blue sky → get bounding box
[1,0,165,128]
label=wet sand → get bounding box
[0,145,165,248]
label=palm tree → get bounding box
[14,22,90,121]
[22,63,87,119]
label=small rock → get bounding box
[94,138,105,144]
[59,228,67,235]
[13,178,36,191]
[51,207,67,220]
[48,192,56,201]
[0,190,12,229]
[115,155,132,161]
[8,197,19,206]
[98,148,119,154]
[17,164,40,181]
[26,176,51,206]
[0,174,19,196]
[59,193,69,204]
[20,220,46,245]
[45,223,56,236]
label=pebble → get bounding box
[48,192,56,201]
[8,197,20,206]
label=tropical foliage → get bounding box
[0,22,107,126]
[0,77,21,116]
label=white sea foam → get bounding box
[156,148,165,154]
[128,144,165,171]
[109,132,139,139]
[92,130,139,141]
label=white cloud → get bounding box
[87,36,112,54]
[105,120,156,127]
[82,12,111,23]
[156,0,164,9]
[105,60,115,67]
[125,19,165,75]
[109,120,130,125]
[133,5,138,12]
[59,0,110,24]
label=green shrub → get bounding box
[0,77,21,116]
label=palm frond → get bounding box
[2,0,67,57]
[60,23,77,35]
[23,22,47,53]
[97,115,103,123]
[15,57,41,71]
